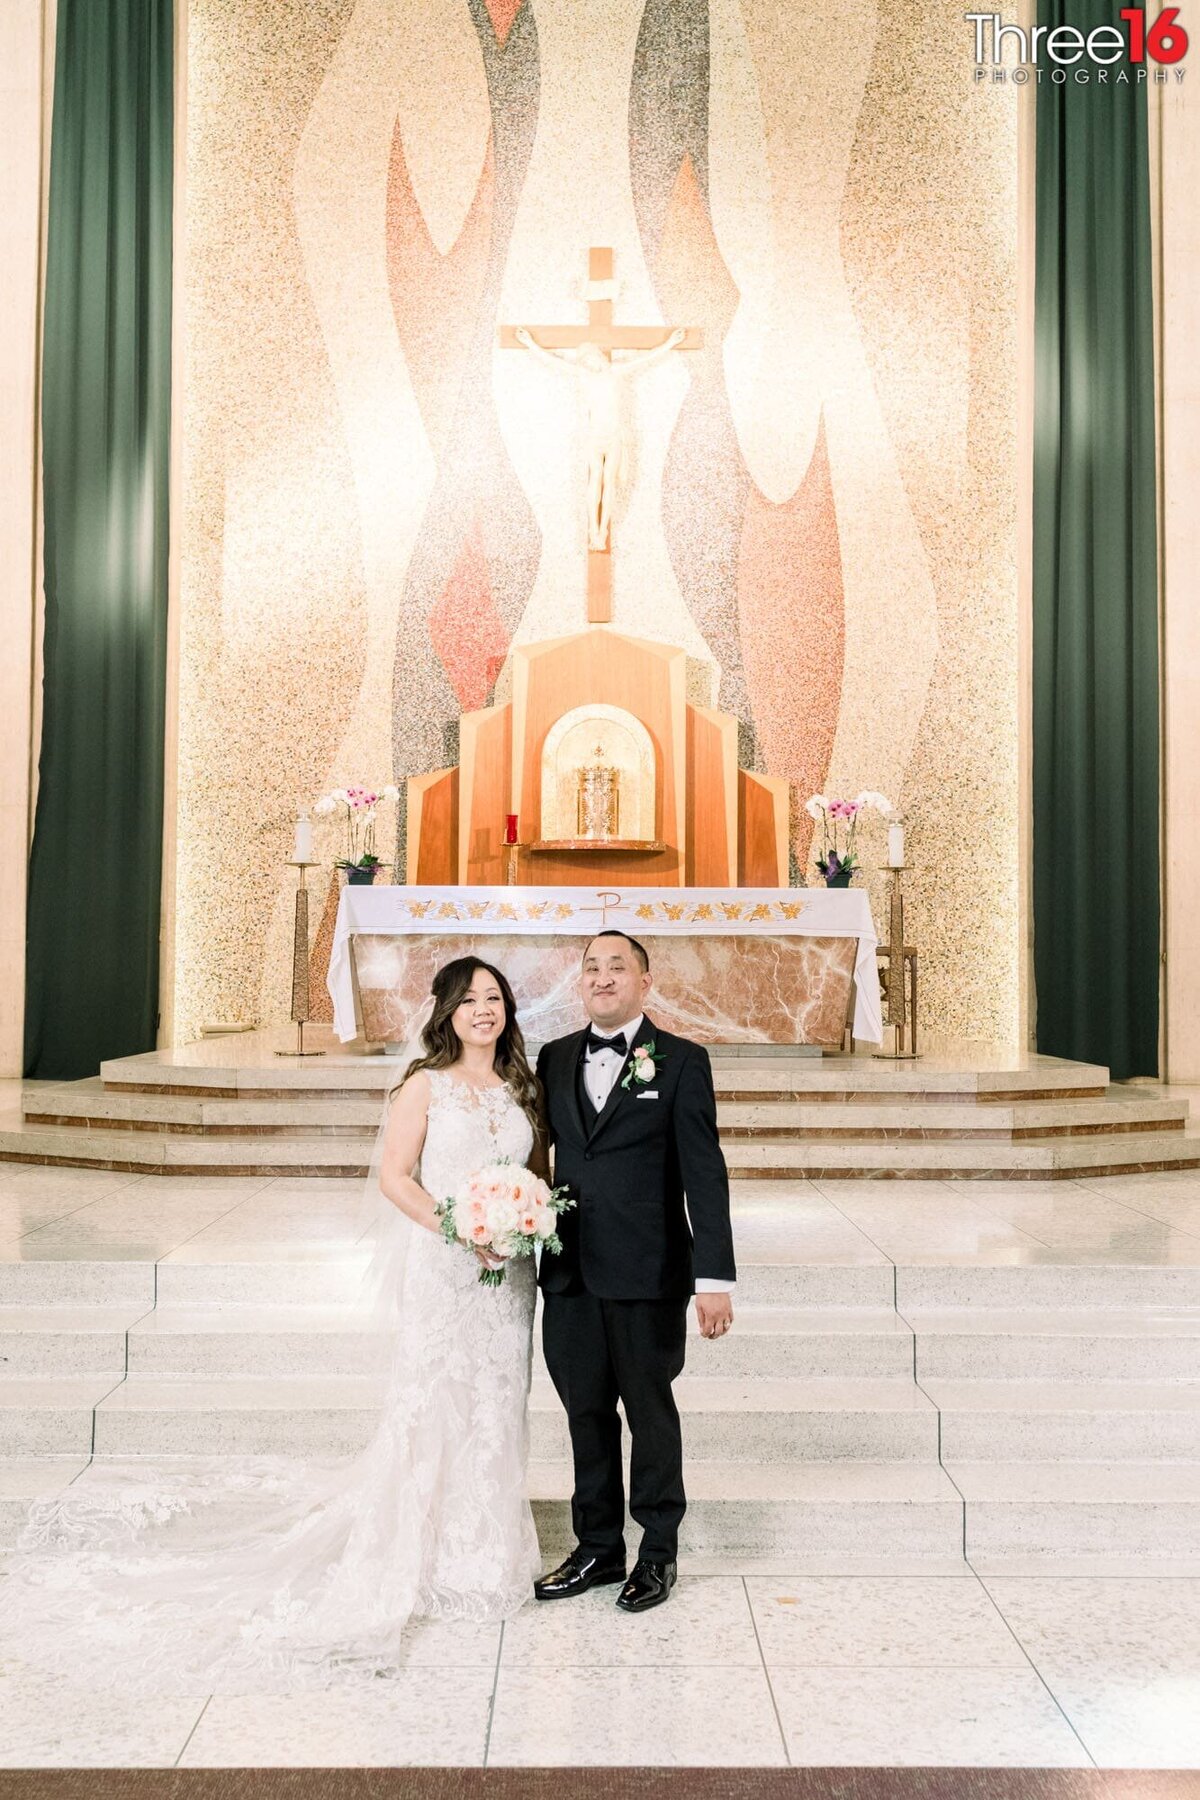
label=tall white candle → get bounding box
[887,821,905,868]
[292,812,314,864]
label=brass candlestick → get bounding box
[275,861,326,1058]
[873,864,919,1061]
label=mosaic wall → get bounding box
[173,0,1019,1044]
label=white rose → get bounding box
[486,1196,519,1238]
[534,1205,557,1240]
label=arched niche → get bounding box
[539,703,656,842]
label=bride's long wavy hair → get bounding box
[395,956,542,1140]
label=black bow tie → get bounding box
[585,1029,628,1057]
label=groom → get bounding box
[534,929,736,1613]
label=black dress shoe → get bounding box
[616,1559,677,1612]
[534,1549,627,1601]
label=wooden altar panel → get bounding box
[406,768,459,885]
[510,629,688,886]
[459,701,512,884]
[739,769,789,886]
[686,704,738,886]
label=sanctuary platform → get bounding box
[0,1034,1195,1181]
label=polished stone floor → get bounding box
[1,1571,1199,1767]
[1,1110,1199,1768]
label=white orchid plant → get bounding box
[805,790,892,885]
[313,784,400,876]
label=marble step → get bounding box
[926,1378,1200,1460]
[0,1123,370,1175]
[147,1251,901,1311]
[711,1057,1112,1100]
[0,1377,122,1453]
[949,1459,1200,1561]
[4,1247,1199,1314]
[718,1094,1187,1139]
[0,1305,150,1375]
[0,1259,157,1306]
[9,1354,1196,1464]
[896,1261,1200,1310]
[721,1131,1200,1178]
[0,1453,967,1563]
[11,1372,935,1464]
[23,1082,381,1137]
[120,1303,914,1381]
[909,1307,1200,1380]
[3,1118,1196,1179]
[97,1044,1113,1102]
[5,1448,1195,1565]
[528,1458,965,1559]
[0,1371,933,1462]
[25,1081,1180,1142]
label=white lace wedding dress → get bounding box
[0,1072,540,1693]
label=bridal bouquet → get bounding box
[437,1162,575,1287]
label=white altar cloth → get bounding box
[327,885,881,1045]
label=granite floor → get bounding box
[1,1572,1199,1767]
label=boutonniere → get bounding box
[621,1040,665,1090]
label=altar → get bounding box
[327,885,882,1048]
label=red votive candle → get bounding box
[504,813,518,845]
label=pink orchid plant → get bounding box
[805,790,892,886]
[313,783,400,875]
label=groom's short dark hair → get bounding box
[583,928,650,972]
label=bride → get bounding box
[0,956,545,1693]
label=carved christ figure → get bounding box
[514,325,686,550]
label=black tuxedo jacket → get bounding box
[535,1015,736,1301]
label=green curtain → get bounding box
[25,0,174,1079]
[1033,3,1160,1079]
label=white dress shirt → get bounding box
[582,1015,734,1297]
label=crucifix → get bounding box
[500,247,701,624]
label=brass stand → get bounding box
[503,842,521,886]
[874,864,919,1060]
[275,861,326,1058]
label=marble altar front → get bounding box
[327,886,881,1049]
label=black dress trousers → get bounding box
[542,1288,688,1563]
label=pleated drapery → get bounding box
[25,0,174,1078]
[1032,3,1161,1078]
